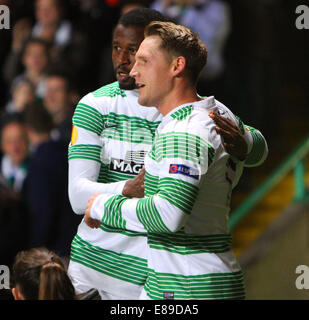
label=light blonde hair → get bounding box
[144,21,207,85]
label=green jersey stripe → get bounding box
[73,103,104,135]
[136,197,170,233]
[171,105,194,121]
[157,177,199,215]
[234,115,245,135]
[144,269,245,300]
[93,82,126,98]
[245,126,266,166]
[71,235,147,285]
[73,235,146,265]
[148,232,232,255]
[68,144,101,162]
[149,132,214,165]
[102,170,136,182]
[100,113,159,144]
[101,194,170,233]
[145,171,159,196]
[148,269,244,280]
[99,223,147,237]
[102,195,127,229]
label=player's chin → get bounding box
[118,78,137,90]
[138,96,150,107]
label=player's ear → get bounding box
[172,56,186,77]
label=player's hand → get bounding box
[209,111,247,161]
[122,167,145,198]
[84,193,101,229]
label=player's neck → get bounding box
[158,83,201,116]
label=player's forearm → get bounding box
[90,194,147,233]
[90,193,188,234]
[69,159,126,214]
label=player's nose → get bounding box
[130,63,138,78]
[118,50,130,65]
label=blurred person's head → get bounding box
[112,8,169,90]
[11,79,36,113]
[22,39,49,76]
[11,247,75,300]
[0,0,11,5]
[130,21,207,108]
[35,0,64,27]
[120,0,148,15]
[0,117,28,166]
[43,71,74,123]
[23,101,54,147]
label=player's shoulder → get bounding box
[75,81,128,114]
[91,81,127,99]
[213,98,238,123]
[81,81,127,102]
[170,97,234,147]
[185,96,217,130]
[164,98,214,143]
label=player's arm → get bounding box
[209,111,268,167]
[85,129,212,233]
[69,97,133,214]
[242,124,268,167]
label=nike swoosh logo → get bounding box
[104,123,120,129]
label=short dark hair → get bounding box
[23,102,54,134]
[22,38,50,58]
[118,8,170,28]
[0,113,25,141]
[119,0,151,8]
[46,68,75,92]
[145,21,208,86]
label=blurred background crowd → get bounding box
[0,0,307,272]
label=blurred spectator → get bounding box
[4,38,49,101]
[3,19,33,85]
[151,0,231,96]
[0,1,14,108]
[4,78,36,116]
[43,71,77,144]
[32,0,91,93]
[23,102,82,258]
[0,116,29,193]
[4,0,91,95]
[0,115,29,268]
[11,247,75,300]
[20,39,49,98]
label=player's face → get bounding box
[112,24,145,90]
[130,36,173,107]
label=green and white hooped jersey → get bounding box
[90,97,248,300]
[68,82,267,299]
[68,82,162,298]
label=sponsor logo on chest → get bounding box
[110,158,143,175]
[109,150,147,175]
